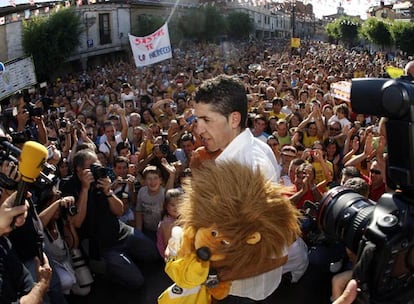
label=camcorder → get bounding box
[318,77,414,304]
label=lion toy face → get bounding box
[178,161,301,273]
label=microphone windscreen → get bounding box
[19,141,48,182]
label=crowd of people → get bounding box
[0,38,411,303]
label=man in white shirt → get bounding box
[194,75,308,303]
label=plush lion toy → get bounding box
[158,161,301,303]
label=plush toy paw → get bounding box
[208,281,231,300]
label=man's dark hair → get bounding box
[343,177,369,198]
[194,74,248,129]
[114,155,130,167]
[116,141,130,155]
[341,166,361,179]
[272,97,284,107]
[179,132,194,145]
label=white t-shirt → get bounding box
[98,133,124,155]
[216,129,308,300]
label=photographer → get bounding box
[111,156,137,208]
[10,92,47,146]
[39,192,92,296]
[60,148,159,289]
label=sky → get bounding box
[306,0,396,19]
[0,0,397,20]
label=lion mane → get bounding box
[178,160,301,272]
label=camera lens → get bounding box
[318,186,375,253]
[68,205,78,216]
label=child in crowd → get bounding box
[156,188,182,258]
[117,191,135,227]
[135,162,176,242]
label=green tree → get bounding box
[325,21,340,43]
[133,14,164,37]
[226,11,254,40]
[22,8,82,81]
[391,21,414,56]
[360,18,393,50]
[178,5,225,42]
[325,16,360,47]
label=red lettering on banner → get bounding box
[134,25,165,47]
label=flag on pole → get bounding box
[129,23,172,68]
[291,38,300,48]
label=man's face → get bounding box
[269,119,277,132]
[105,125,115,140]
[328,123,341,136]
[130,115,141,127]
[181,140,194,157]
[77,156,97,177]
[254,119,267,133]
[369,161,383,187]
[277,123,288,137]
[194,102,237,152]
[114,161,128,178]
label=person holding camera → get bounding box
[60,148,159,289]
[39,192,92,296]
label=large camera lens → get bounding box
[318,186,376,253]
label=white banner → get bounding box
[129,23,172,68]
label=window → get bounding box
[99,13,111,45]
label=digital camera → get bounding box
[317,77,414,304]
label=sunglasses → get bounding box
[370,169,381,175]
[329,127,341,131]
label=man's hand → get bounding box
[80,169,94,190]
[97,177,112,195]
[0,191,28,236]
[332,279,358,304]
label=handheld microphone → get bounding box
[13,141,48,208]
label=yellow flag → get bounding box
[291,38,300,48]
[385,66,404,79]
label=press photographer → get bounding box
[1,91,47,146]
[319,63,414,304]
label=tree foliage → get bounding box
[360,18,393,49]
[22,8,82,81]
[226,11,254,40]
[325,16,361,47]
[133,14,164,37]
[178,6,225,42]
[391,21,414,56]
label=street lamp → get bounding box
[291,0,296,38]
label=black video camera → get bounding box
[318,77,414,304]
[10,127,33,144]
[0,138,56,190]
[25,102,43,118]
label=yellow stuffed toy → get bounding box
[158,161,301,303]
[158,226,230,304]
